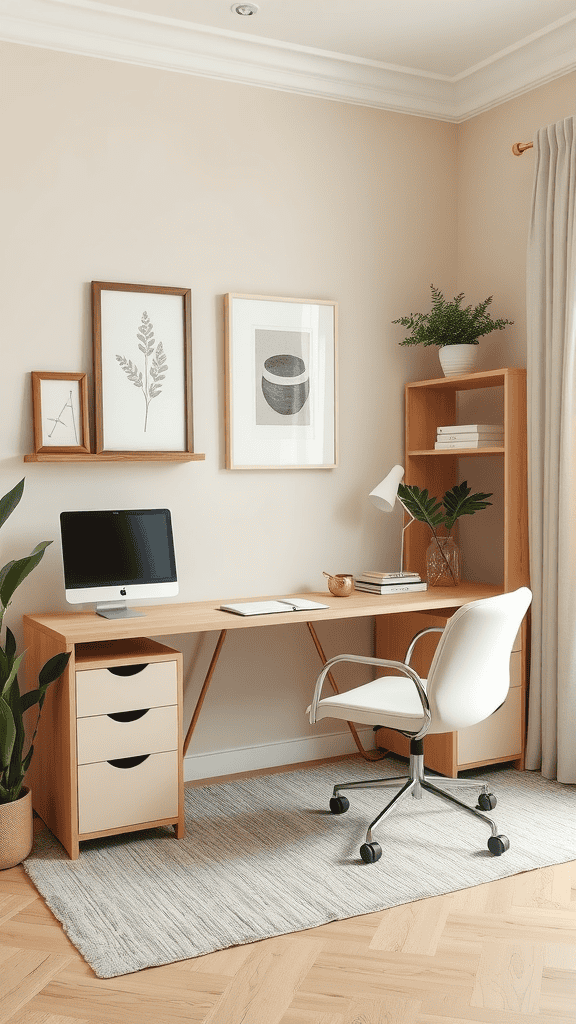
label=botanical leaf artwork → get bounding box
[116,311,169,431]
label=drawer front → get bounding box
[77,704,178,765]
[76,660,178,717]
[457,686,522,766]
[78,749,179,834]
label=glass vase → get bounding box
[426,536,461,586]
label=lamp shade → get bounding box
[369,464,405,512]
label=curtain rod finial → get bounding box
[512,141,533,156]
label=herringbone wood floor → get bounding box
[1,796,575,1023]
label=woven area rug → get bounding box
[24,756,576,978]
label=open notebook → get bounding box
[219,598,329,616]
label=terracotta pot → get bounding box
[0,786,33,870]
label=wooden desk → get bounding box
[24,583,500,858]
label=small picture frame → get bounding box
[31,372,91,454]
[224,293,338,469]
[92,281,194,455]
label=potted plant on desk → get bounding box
[393,284,513,377]
[398,481,492,586]
[0,479,70,869]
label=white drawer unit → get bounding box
[72,638,184,850]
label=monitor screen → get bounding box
[60,509,178,617]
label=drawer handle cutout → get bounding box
[107,754,150,769]
[107,709,149,723]
[107,663,148,677]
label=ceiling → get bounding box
[3,0,576,121]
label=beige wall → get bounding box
[1,43,457,778]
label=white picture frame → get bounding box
[224,293,338,469]
[92,282,193,455]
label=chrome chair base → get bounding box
[331,740,510,861]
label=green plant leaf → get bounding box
[397,484,445,530]
[442,481,493,531]
[0,694,16,770]
[393,285,513,347]
[38,652,71,689]
[0,541,52,610]
[0,651,24,701]
[0,479,24,531]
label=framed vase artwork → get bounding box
[224,293,338,469]
[31,372,90,454]
[92,281,194,455]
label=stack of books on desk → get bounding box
[434,423,504,449]
[354,571,427,594]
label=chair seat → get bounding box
[310,675,431,733]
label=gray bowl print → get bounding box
[262,354,310,415]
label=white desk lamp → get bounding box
[369,464,416,576]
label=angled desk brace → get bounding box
[183,623,385,762]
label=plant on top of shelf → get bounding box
[398,481,493,586]
[393,285,513,347]
[0,479,71,806]
[393,285,514,377]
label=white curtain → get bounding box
[525,116,576,783]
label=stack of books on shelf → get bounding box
[354,571,427,594]
[434,423,504,450]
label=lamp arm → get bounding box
[398,498,416,575]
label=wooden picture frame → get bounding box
[224,293,338,469]
[92,282,194,456]
[31,372,90,454]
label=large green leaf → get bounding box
[0,651,24,702]
[38,651,71,689]
[397,484,445,530]
[442,482,493,531]
[0,479,24,531]
[0,541,52,610]
[0,694,16,770]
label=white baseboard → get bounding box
[183,728,375,782]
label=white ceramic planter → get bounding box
[438,344,477,377]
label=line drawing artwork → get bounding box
[47,390,79,443]
[116,311,169,432]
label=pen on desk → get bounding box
[280,601,299,611]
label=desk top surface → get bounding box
[24,583,502,646]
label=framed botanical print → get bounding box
[31,372,90,454]
[92,281,193,455]
[224,293,338,469]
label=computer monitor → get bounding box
[60,508,178,619]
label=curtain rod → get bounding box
[512,141,533,156]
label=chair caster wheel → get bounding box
[477,792,497,810]
[488,834,510,856]
[329,795,350,814]
[360,841,382,863]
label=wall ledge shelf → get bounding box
[24,452,206,463]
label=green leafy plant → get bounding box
[0,479,70,803]
[393,285,513,347]
[398,481,493,584]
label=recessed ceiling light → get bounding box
[231,3,259,15]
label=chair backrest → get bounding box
[425,587,532,732]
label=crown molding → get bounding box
[1,0,575,123]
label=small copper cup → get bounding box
[323,572,354,597]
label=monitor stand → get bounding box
[95,601,144,619]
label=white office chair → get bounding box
[308,587,532,863]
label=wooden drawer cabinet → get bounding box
[25,636,185,859]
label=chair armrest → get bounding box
[404,626,445,666]
[309,653,431,739]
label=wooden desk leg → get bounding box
[307,623,387,762]
[183,629,227,756]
